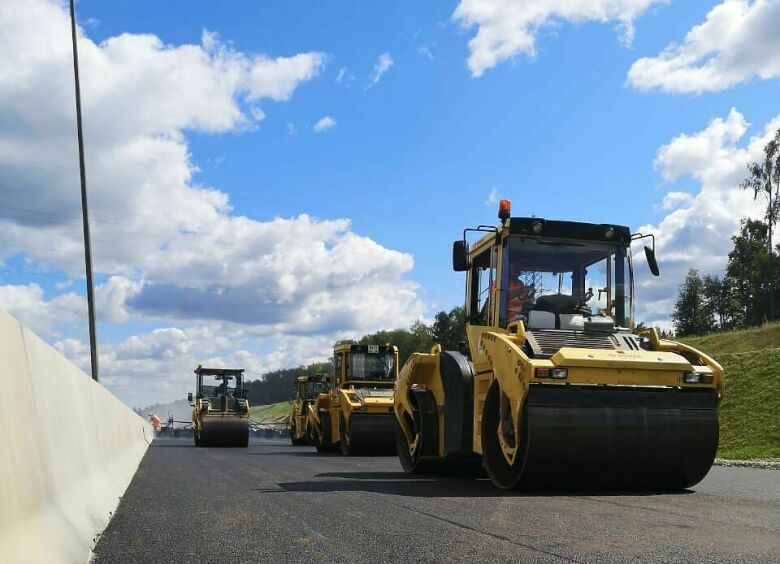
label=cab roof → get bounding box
[194,366,244,376]
[470,217,631,256]
[333,343,398,354]
[296,374,329,383]
[508,218,631,243]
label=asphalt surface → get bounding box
[92,438,780,563]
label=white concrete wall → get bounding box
[0,310,152,564]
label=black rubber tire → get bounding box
[304,424,313,446]
[481,381,524,490]
[314,410,335,453]
[395,422,443,474]
[339,413,355,456]
[396,390,444,474]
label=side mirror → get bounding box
[452,240,469,272]
[187,392,193,403]
[644,246,660,277]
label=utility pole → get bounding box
[69,0,99,382]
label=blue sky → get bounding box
[83,0,776,306]
[1,0,779,407]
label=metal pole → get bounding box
[69,0,99,382]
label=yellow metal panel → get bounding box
[363,398,394,406]
[545,368,703,387]
[550,347,692,371]
[472,374,492,455]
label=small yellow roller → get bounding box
[308,343,398,455]
[189,365,250,448]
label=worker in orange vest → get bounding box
[506,263,535,322]
[148,413,162,432]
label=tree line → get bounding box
[245,307,465,406]
[673,128,780,336]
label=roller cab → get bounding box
[289,375,329,446]
[309,343,398,455]
[395,202,723,490]
[189,365,249,448]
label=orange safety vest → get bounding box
[507,279,526,319]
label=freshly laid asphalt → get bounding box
[92,438,780,563]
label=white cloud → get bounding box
[0,284,84,336]
[657,191,695,211]
[95,276,143,323]
[628,0,780,94]
[634,108,779,327]
[416,45,434,60]
[452,0,667,76]
[485,186,500,206]
[313,116,337,132]
[369,53,394,84]
[286,122,297,135]
[56,328,342,408]
[0,0,426,406]
[245,51,326,101]
[336,66,354,84]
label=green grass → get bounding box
[714,349,780,459]
[679,322,780,354]
[249,401,291,422]
[679,324,780,459]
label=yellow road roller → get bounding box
[394,199,724,490]
[309,343,398,455]
[289,375,329,446]
[189,365,250,448]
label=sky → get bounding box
[1,0,779,408]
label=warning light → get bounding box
[498,199,511,224]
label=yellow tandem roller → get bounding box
[189,365,250,448]
[308,343,399,456]
[394,201,722,490]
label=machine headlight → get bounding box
[536,367,568,379]
[551,368,568,379]
[683,372,713,384]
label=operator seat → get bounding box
[533,294,580,315]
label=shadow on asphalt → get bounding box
[246,450,342,457]
[254,473,499,498]
[150,440,192,448]
[254,469,696,498]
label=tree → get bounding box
[672,269,712,336]
[702,274,738,330]
[725,219,774,326]
[742,127,780,317]
[432,306,466,350]
[245,361,332,406]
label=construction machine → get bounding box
[289,375,329,446]
[308,344,399,455]
[394,199,723,490]
[189,365,250,448]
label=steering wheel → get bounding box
[574,287,594,315]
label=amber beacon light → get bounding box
[498,199,511,224]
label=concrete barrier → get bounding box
[0,310,152,563]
